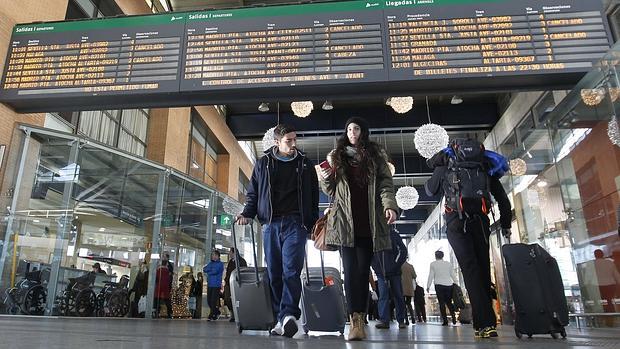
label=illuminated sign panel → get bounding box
[0,0,612,111]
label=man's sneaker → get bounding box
[282,315,298,338]
[474,329,481,338]
[375,321,390,329]
[478,326,498,338]
[270,321,283,336]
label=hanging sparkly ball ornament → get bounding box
[396,186,419,210]
[222,197,241,215]
[608,115,620,147]
[509,158,527,176]
[291,101,313,118]
[262,127,276,151]
[414,123,450,159]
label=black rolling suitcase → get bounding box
[230,223,276,334]
[300,250,346,335]
[502,242,569,339]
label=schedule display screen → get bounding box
[0,0,612,112]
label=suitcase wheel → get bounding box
[303,326,308,334]
[514,328,522,339]
[561,328,567,338]
[237,325,243,334]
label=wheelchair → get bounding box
[3,269,48,315]
[95,275,130,317]
[57,272,97,317]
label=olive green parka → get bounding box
[319,150,399,252]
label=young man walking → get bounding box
[425,138,512,338]
[237,124,319,338]
[204,250,224,320]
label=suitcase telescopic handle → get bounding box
[303,242,327,287]
[231,220,260,285]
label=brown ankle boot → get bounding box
[348,312,366,341]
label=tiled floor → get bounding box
[0,316,618,349]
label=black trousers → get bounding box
[446,212,496,330]
[341,238,373,315]
[404,296,415,323]
[207,287,221,318]
[414,297,426,322]
[435,284,456,324]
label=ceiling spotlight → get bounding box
[258,102,269,112]
[451,95,463,104]
[537,179,548,188]
[322,100,333,110]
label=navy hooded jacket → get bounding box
[372,228,408,277]
[241,147,319,231]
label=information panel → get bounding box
[180,1,386,90]
[0,0,613,112]
[1,13,184,102]
[384,0,611,80]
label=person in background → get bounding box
[401,259,417,325]
[130,261,149,318]
[204,250,224,320]
[593,249,620,317]
[371,228,408,329]
[192,272,203,319]
[237,123,319,338]
[414,284,426,323]
[318,117,398,341]
[155,260,172,318]
[224,247,247,323]
[92,263,107,274]
[427,250,457,326]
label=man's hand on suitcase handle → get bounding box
[501,228,512,240]
[236,214,250,225]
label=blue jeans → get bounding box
[377,274,406,323]
[263,215,307,322]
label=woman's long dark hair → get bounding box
[332,117,383,183]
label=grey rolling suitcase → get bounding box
[300,250,346,334]
[502,242,568,339]
[230,223,276,334]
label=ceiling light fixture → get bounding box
[580,88,605,106]
[386,96,414,114]
[258,102,269,112]
[291,101,313,117]
[322,100,333,110]
[451,95,463,104]
[414,96,449,159]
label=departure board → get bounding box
[0,0,613,112]
[180,1,387,90]
[0,14,184,101]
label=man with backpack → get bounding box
[425,138,512,338]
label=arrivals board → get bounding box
[0,0,613,112]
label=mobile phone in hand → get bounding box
[319,160,331,170]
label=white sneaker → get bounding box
[282,315,298,338]
[270,321,283,336]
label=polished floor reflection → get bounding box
[0,316,618,349]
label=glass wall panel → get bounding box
[0,126,218,319]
